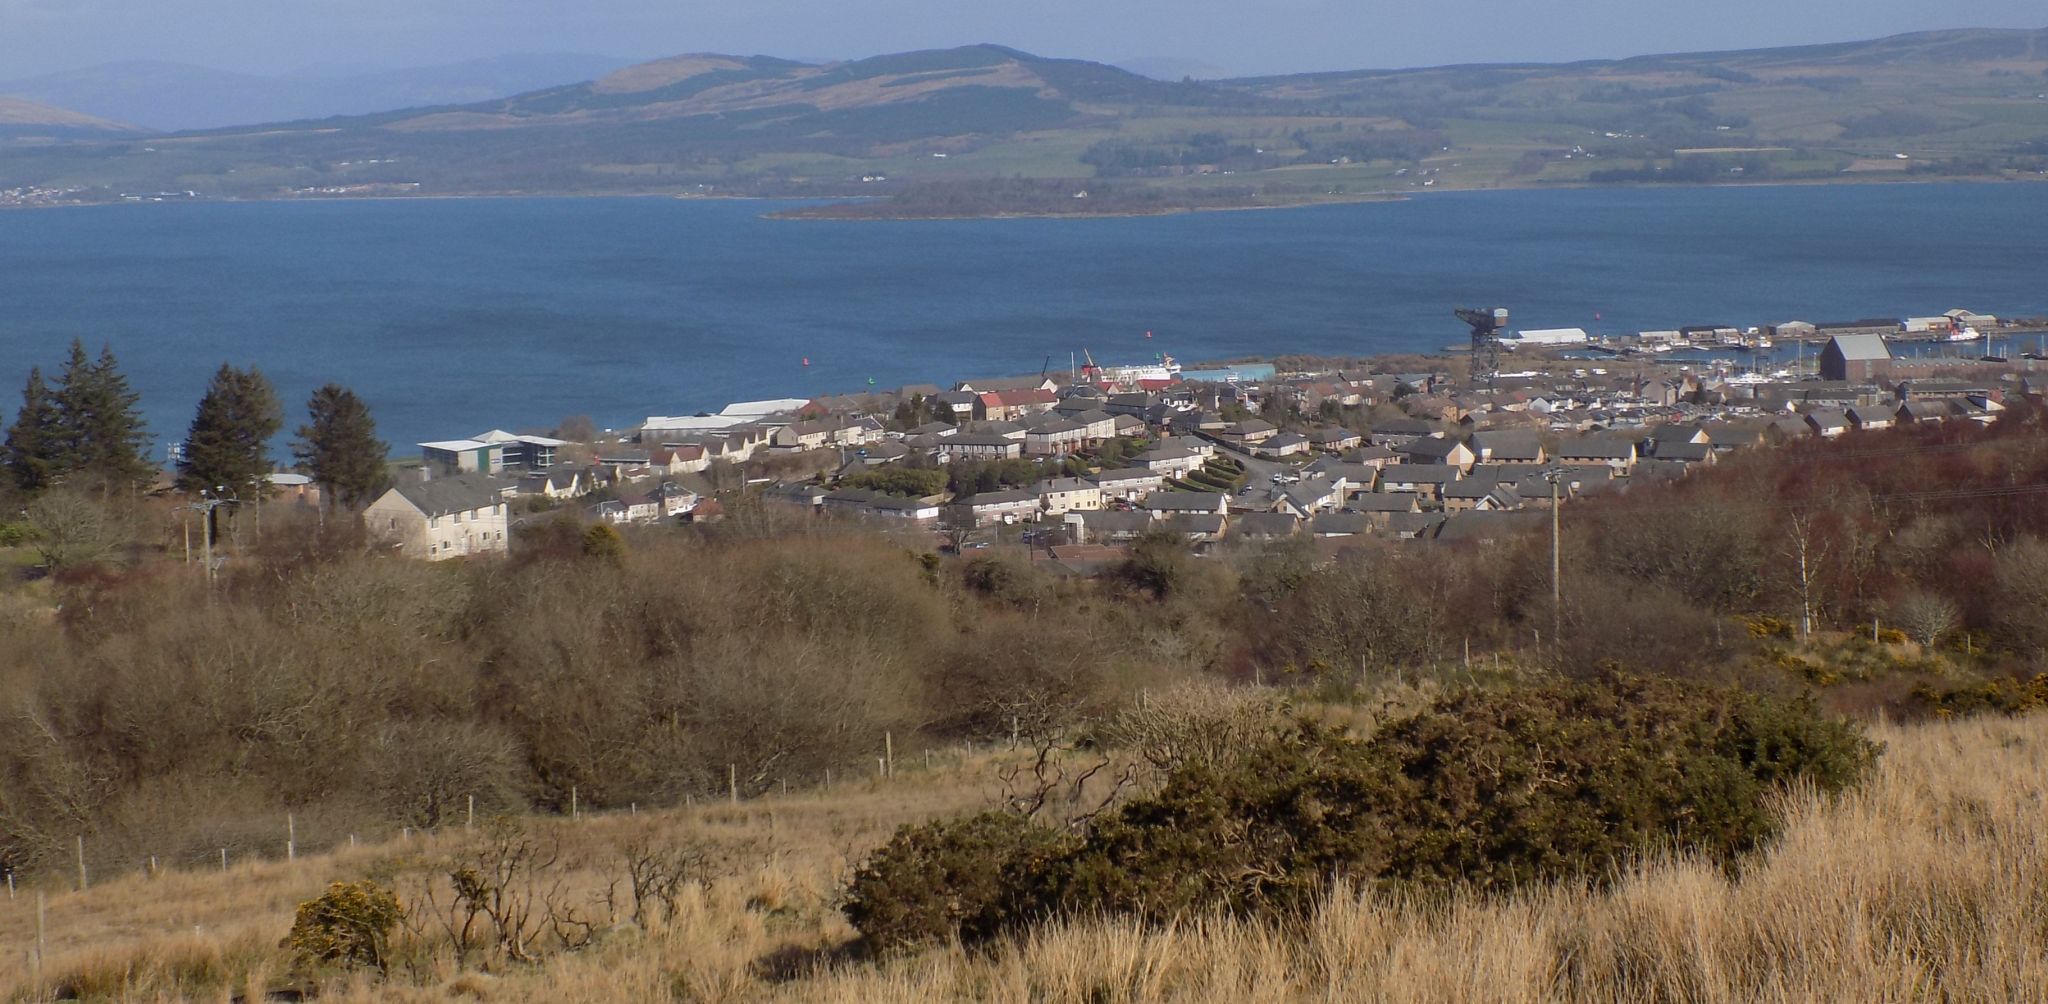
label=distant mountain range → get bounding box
[0,95,138,139]
[0,53,636,132]
[2,29,2044,210]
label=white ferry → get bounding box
[1085,352,1182,384]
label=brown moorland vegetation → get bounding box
[0,708,2042,1002]
[2,404,2047,1001]
[3,409,2048,877]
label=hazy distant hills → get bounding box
[2,29,2045,208]
[384,45,1270,134]
[0,96,139,139]
[1115,57,1234,82]
[0,53,636,132]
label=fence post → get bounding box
[885,731,895,778]
[76,835,87,891]
[221,847,228,872]
[467,795,475,831]
[570,786,579,820]
[287,814,296,861]
[729,764,738,804]
[34,890,44,989]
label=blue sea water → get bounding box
[1,184,2044,450]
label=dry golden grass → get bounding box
[4,712,2047,1003]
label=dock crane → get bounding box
[1456,306,1510,383]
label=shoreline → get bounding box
[761,193,1408,222]
[5,172,2039,217]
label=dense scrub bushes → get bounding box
[844,675,1879,954]
[0,528,1226,877]
[5,413,2045,881]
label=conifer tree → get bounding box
[3,368,62,495]
[51,340,153,491]
[292,383,390,509]
[178,364,282,499]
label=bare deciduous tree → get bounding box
[25,488,128,569]
[1890,591,1960,648]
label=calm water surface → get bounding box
[1,184,2044,448]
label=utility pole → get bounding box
[1545,468,1564,650]
[180,487,239,591]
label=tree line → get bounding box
[3,341,393,514]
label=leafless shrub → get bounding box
[1891,591,1961,648]
[996,724,1137,831]
[25,488,131,569]
[409,820,575,968]
[1099,681,1287,774]
[1992,536,2048,655]
[367,720,524,830]
[618,837,713,929]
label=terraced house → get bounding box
[364,475,512,561]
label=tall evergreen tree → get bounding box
[292,383,390,509]
[178,364,282,499]
[3,368,62,495]
[50,340,152,491]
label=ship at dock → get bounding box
[1080,350,1181,386]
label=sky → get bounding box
[0,0,2042,79]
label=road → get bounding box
[1208,442,1302,511]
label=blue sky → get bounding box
[1,0,2041,78]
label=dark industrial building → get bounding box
[1818,334,1894,383]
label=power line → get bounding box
[1565,480,2048,517]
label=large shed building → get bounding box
[1818,334,1893,383]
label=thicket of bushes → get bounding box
[845,675,1880,955]
[3,410,2046,883]
[0,521,1241,878]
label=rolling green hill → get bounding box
[2,30,2045,210]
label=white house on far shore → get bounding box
[363,474,513,561]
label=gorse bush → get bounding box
[1042,719,1392,924]
[285,880,404,973]
[844,674,1880,949]
[1911,673,2048,717]
[1365,675,1877,892]
[842,811,1076,956]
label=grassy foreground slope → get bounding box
[2,709,2043,1002]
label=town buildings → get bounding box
[364,475,512,561]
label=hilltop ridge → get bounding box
[2,28,2045,209]
[0,95,138,138]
